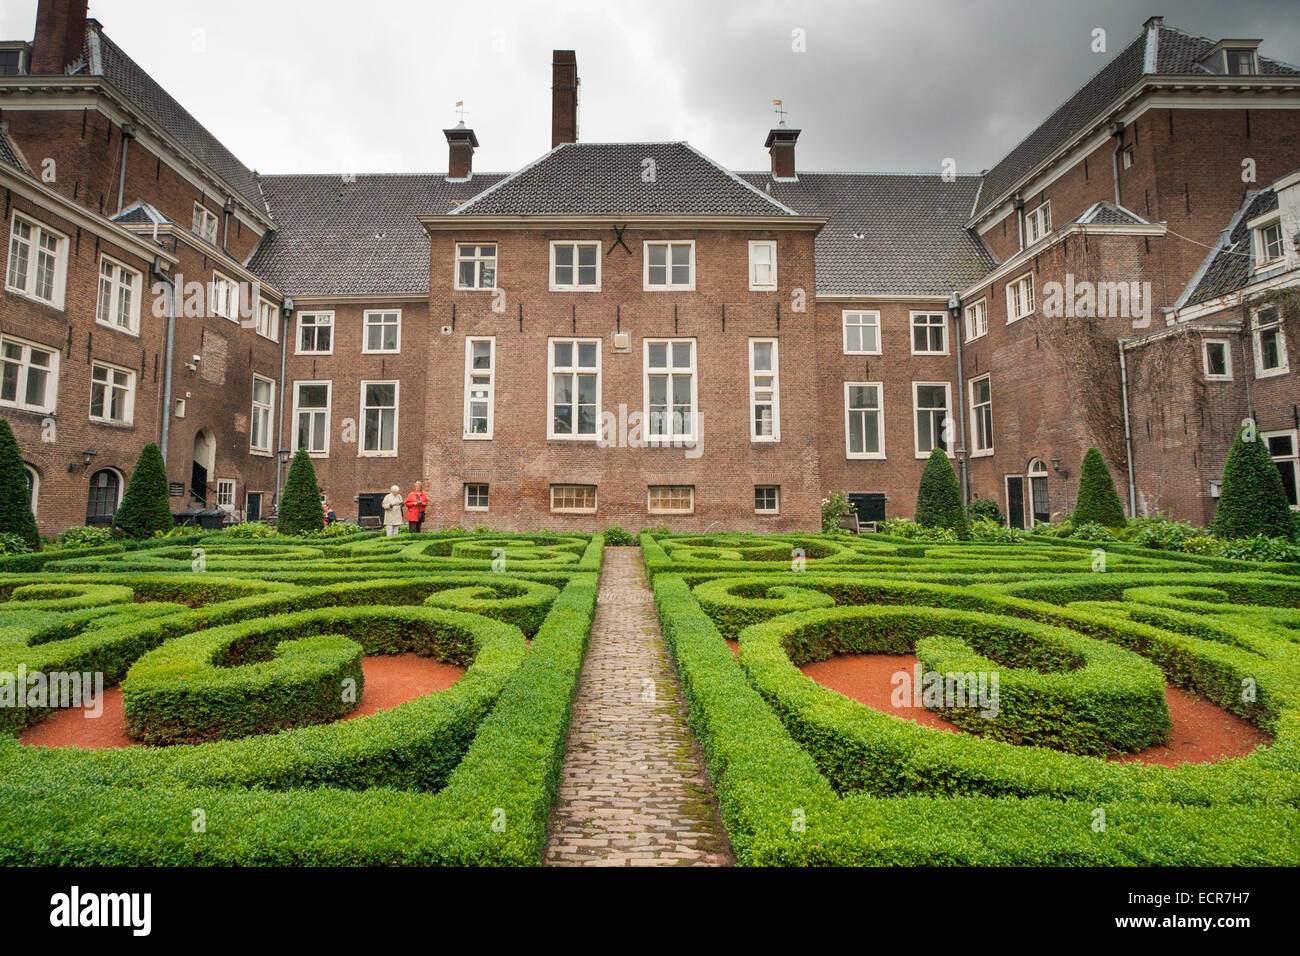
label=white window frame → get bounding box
[964,298,987,342]
[643,240,696,291]
[647,485,695,515]
[1024,201,1051,245]
[1263,429,1300,510]
[296,311,334,356]
[292,380,332,457]
[250,373,275,454]
[1006,272,1035,323]
[549,240,602,292]
[95,254,142,335]
[748,240,777,291]
[912,381,952,458]
[215,478,236,512]
[550,483,597,514]
[88,361,136,426]
[464,483,490,512]
[1202,339,1233,381]
[748,337,780,442]
[842,310,882,355]
[548,338,602,440]
[1254,217,1285,271]
[6,212,68,309]
[454,243,498,291]
[192,203,218,244]
[910,311,949,355]
[1121,146,1135,170]
[23,464,39,516]
[209,271,240,323]
[0,334,59,414]
[362,309,402,354]
[255,298,279,342]
[1224,48,1259,76]
[359,379,399,457]
[643,338,698,443]
[464,337,495,439]
[969,374,994,456]
[1252,307,1289,378]
[844,381,885,460]
[754,485,780,515]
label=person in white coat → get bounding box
[382,485,404,536]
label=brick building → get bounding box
[1,4,1298,535]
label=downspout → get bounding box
[1110,121,1126,207]
[222,199,234,254]
[152,260,177,464]
[274,298,293,509]
[115,124,135,215]
[949,293,971,511]
[1014,196,1025,250]
[1117,338,1137,517]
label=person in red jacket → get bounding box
[404,481,429,533]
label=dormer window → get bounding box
[1225,48,1257,75]
[1200,41,1261,76]
[1256,218,1285,268]
[1024,201,1051,245]
[192,203,218,244]
[0,46,29,76]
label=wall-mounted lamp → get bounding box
[81,448,97,471]
[277,448,292,465]
[1050,457,1062,472]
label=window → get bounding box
[648,485,694,515]
[6,213,67,308]
[23,464,38,515]
[844,382,884,459]
[551,484,597,514]
[1006,272,1035,323]
[644,339,697,441]
[749,338,780,441]
[363,310,401,353]
[89,362,134,425]
[1203,339,1232,380]
[970,375,994,455]
[464,483,489,512]
[1121,146,1135,170]
[550,241,601,291]
[749,240,777,291]
[95,256,142,334]
[842,310,881,355]
[1263,431,1299,508]
[965,298,987,342]
[643,241,695,291]
[913,382,951,457]
[192,203,218,244]
[1225,48,1257,75]
[1024,202,1051,245]
[86,468,122,525]
[1027,458,1050,527]
[0,49,26,76]
[293,381,332,455]
[250,375,275,453]
[297,312,333,355]
[1,335,58,414]
[910,312,948,355]
[549,339,600,438]
[215,478,236,512]
[360,381,398,456]
[256,298,279,341]
[455,243,497,290]
[1253,307,1288,377]
[464,337,495,438]
[754,485,780,514]
[1256,219,1285,268]
[211,272,237,321]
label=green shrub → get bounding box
[0,419,39,550]
[1214,426,1295,539]
[1069,521,1117,541]
[0,531,32,555]
[57,525,113,548]
[306,521,361,538]
[1072,447,1127,527]
[880,518,959,541]
[821,492,851,534]
[112,443,173,539]
[1218,535,1300,563]
[277,448,324,535]
[969,497,1004,525]
[1130,514,1200,550]
[968,517,1027,543]
[223,521,279,538]
[602,525,635,546]
[914,447,968,538]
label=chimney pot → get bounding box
[444,125,479,181]
[764,127,801,180]
[551,50,579,148]
[31,0,88,75]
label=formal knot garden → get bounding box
[0,531,601,864]
[643,530,1300,865]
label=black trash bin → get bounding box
[174,507,226,530]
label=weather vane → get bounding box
[455,100,469,126]
[772,98,787,126]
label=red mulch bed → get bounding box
[18,654,464,750]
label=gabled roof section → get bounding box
[452,142,798,217]
[0,123,30,173]
[1072,201,1150,226]
[249,173,506,296]
[110,200,171,227]
[739,172,996,296]
[1182,189,1279,307]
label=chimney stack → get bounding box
[765,126,801,180]
[444,124,479,181]
[551,50,579,147]
[31,0,88,75]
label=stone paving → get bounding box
[543,548,734,866]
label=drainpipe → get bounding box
[222,199,235,254]
[948,292,971,511]
[1014,196,1025,250]
[274,298,294,508]
[152,259,177,464]
[1117,338,1137,517]
[115,124,135,214]
[1109,121,1126,208]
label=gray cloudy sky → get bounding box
[3,0,1298,178]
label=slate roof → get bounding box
[452,142,797,217]
[0,124,28,173]
[1184,189,1279,306]
[1073,201,1149,226]
[249,174,506,296]
[974,25,1300,220]
[739,172,996,296]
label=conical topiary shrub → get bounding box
[277,448,324,535]
[915,446,968,537]
[113,443,173,538]
[1072,447,1127,528]
[0,418,39,549]
[1213,426,1295,540]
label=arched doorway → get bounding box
[192,428,216,503]
[86,468,123,525]
[1027,458,1050,527]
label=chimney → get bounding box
[551,50,579,147]
[444,123,479,181]
[31,0,88,75]
[765,126,801,180]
